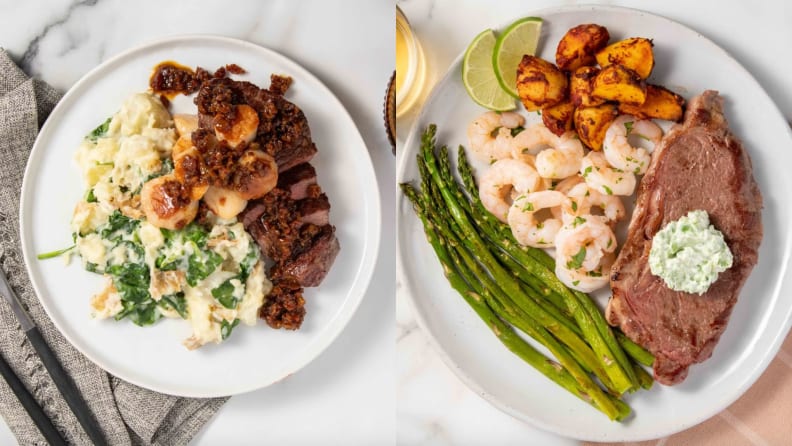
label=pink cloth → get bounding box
[585,332,792,445]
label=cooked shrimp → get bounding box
[216,104,259,147]
[233,149,278,200]
[580,151,636,196]
[512,124,584,179]
[603,115,662,175]
[555,182,625,225]
[479,159,543,222]
[555,252,615,293]
[140,174,199,230]
[508,190,565,247]
[554,216,617,292]
[203,186,248,219]
[467,111,526,162]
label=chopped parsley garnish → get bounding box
[566,246,587,270]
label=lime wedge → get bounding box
[462,29,516,111]
[493,17,543,99]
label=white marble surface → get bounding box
[396,0,792,444]
[0,0,394,445]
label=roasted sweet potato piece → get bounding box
[555,24,610,72]
[618,84,685,122]
[516,55,568,112]
[595,37,655,79]
[592,64,646,105]
[542,100,575,136]
[573,103,618,151]
[569,66,605,107]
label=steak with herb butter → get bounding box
[607,90,763,385]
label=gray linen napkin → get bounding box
[0,49,227,446]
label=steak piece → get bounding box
[277,163,318,200]
[607,91,763,385]
[242,187,340,288]
[297,193,331,227]
[274,225,340,287]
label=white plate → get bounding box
[397,5,792,442]
[20,35,380,398]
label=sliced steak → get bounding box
[297,193,330,227]
[277,163,318,200]
[242,187,340,289]
[274,225,340,287]
[607,90,763,385]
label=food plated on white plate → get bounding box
[42,61,340,349]
[397,7,782,439]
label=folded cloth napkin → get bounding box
[0,49,226,445]
[583,331,792,446]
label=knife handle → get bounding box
[26,327,108,446]
[0,351,67,446]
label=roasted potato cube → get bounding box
[542,100,575,136]
[573,103,618,151]
[516,56,568,112]
[595,37,655,79]
[592,64,647,105]
[618,84,686,122]
[570,66,605,107]
[555,24,610,72]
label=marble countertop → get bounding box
[396,0,791,445]
[0,0,394,444]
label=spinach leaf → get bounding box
[115,300,161,326]
[211,279,238,309]
[101,210,140,240]
[238,245,259,281]
[85,262,101,273]
[143,157,174,183]
[155,253,180,271]
[107,263,150,304]
[87,117,111,141]
[186,250,223,286]
[220,319,241,340]
[158,292,188,319]
[183,223,209,248]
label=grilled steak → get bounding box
[607,91,763,385]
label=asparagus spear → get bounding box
[402,182,629,420]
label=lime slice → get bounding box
[462,29,516,111]
[493,17,543,99]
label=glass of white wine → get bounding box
[396,6,428,117]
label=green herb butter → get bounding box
[649,210,733,295]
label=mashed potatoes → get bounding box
[71,93,270,349]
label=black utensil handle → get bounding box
[0,351,67,446]
[26,327,108,446]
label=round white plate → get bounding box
[397,5,792,442]
[20,35,380,398]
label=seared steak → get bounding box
[607,91,763,385]
[277,163,318,200]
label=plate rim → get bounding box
[19,34,382,397]
[396,4,792,441]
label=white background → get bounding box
[0,0,394,444]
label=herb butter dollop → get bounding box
[649,210,733,295]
